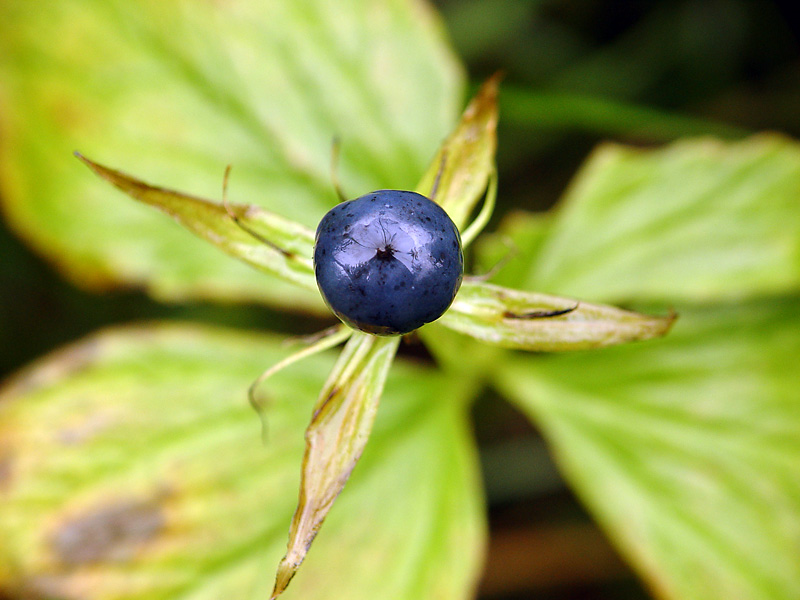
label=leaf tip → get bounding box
[662,308,680,333]
[466,72,502,121]
[484,70,504,94]
[73,150,95,170]
[640,309,679,343]
[270,552,302,600]
[73,151,110,181]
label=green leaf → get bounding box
[439,280,675,351]
[270,332,399,599]
[76,154,318,294]
[416,75,499,230]
[496,299,800,600]
[0,324,484,600]
[500,86,750,141]
[479,136,800,303]
[0,0,463,309]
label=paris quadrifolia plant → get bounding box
[4,3,800,600]
[75,76,673,599]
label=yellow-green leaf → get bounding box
[479,135,800,302]
[0,324,484,600]
[0,0,463,310]
[496,299,800,600]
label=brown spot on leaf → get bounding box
[0,454,12,491]
[51,496,165,565]
[17,575,80,600]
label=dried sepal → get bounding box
[416,74,500,230]
[76,154,317,291]
[439,281,676,351]
[270,332,400,599]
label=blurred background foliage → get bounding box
[1,1,798,598]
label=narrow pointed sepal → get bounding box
[415,74,500,230]
[75,153,317,291]
[269,332,400,599]
[439,281,676,351]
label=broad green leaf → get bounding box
[76,154,318,294]
[439,280,675,351]
[416,75,499,230]
[496,298,800,600]
[479,136,800,302]
[0,324,484,600]
[270,332,399,599]
[0,0,463,309]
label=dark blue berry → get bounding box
[314,190,463,335]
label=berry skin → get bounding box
[314,190,464,335]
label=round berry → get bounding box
[314,190,463,335]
